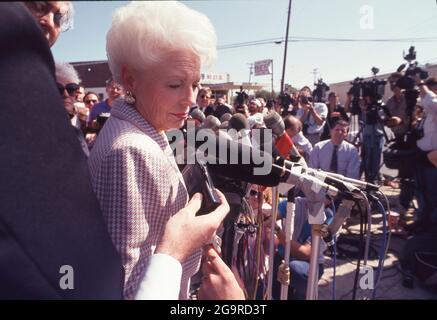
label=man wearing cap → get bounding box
[247,99,264,129]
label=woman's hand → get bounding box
[156,190,230,263]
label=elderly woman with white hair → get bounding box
[88,1,233,300]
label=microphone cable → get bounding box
[371,191,392,300]
[330,198,337,301]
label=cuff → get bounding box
[134,254,183,300]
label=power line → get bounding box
[218,36,437,50]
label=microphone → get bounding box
[322,172,379,192]
[190,128,282,186]
[322,199,355,248]
[264,111,295,158]
[220,113,233,123]
[277,162,340,199]
[281,159,365,199]
[201,115,221,131]
[218,121,230,130]
[229,113,248,131]
[189,107,206,124]
[264,111,284,137]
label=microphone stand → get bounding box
[280,187,296,300]
[305,202,325,300]
[266,186,280,300]
[253,186,265,300]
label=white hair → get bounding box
[55,61,81,84]
[106,1,217,83]
[60,1,74,32]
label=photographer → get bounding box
[408,77,437,232]
[417,78,437,159]
[320,91,349,141]
[385,72,416,212]
[361,87,391,184]
[296,86,328,146]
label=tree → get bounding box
[254,89,276,102]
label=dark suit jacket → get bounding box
[0,3,124,299]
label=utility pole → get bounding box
[280,0,292,94]
[247,63,254,83]
[311,68,318,87]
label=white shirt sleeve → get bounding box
[134,254,183,300]
[422,91,437,114]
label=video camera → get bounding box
[362,67,387,103]
[396,46,429,91]
[383,47,429,169]
[348,77,364,115]
[278,92,294,108]
[395,46,429,119]
[235,86,249,107]
[312,78,330,103]
[348,68,387,120]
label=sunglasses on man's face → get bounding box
[57,83,79,96]
[85,99,98,104]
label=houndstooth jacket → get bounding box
[88,99,201,299]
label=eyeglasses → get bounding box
[85,99,98,104]
[108,84,123,91]
[200,95,211,99]
[26,2,68,30]
[57,83,79,96]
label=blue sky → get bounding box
[52,0,437,91]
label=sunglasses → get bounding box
[85,99,98,104]
[57,83,79,96]
[249,189,258,196]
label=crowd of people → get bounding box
[1,1,436,300]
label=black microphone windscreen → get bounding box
[192,128,281,186]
